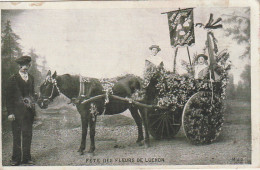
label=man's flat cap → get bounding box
[15,56,31,65]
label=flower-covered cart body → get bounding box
[142,63,229,144]
[140,24,231,143]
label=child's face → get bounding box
[198,57,205,65]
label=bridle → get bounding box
[49,79,61,99]
[42,78,61,101]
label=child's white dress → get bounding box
[194,64,208,79]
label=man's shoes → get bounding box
[10,160,20,166]
[21,160,34,166]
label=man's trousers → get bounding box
[11,112,33,163]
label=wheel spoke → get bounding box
[149,109,181,139]
[149,116,162,127]
[165,117,171,137]
[155,118,164,133]
[149,112,161,116]
[161,118,165,138]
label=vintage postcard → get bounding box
[0,0,259,169]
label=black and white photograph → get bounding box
[0,0,259,168]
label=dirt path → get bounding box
[2,99,251,166]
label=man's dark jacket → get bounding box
[6,73,35,120]
[6,72,36,163]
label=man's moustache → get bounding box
[21,69,28,72]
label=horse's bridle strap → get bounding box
[48,79,61,99]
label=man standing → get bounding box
[6,56,35,166]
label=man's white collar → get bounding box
[19,71,29,82]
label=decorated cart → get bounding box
[80,8,231,145]
[142,8,231,144]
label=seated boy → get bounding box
[194,54,209,79]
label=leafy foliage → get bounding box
[222,8,250,59]
[236,64,251,101]
[1,20,23,109]
[28,49,44,91]
[1,20,23,58]
[142,48,231,144]
[183,91,224,144]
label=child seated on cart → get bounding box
[193,54,209,80]
[191,53,224,95]
[192,53,224,82]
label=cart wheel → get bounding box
[148,108,182,140]
[182,91,224,144]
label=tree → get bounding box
[222,8,250,59]
[233,64,251,101]
[240,64,250,88]
[1,20,23,109]
[28,48,42,92]
[39,55,49,78]
[226,74,236,99]
[223,9,251,101]
[1,20,23,58]
[239,64,251,101]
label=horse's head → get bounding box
[38,70,60,109]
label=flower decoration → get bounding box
[141,50,231,144]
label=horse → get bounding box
[37,71,150,155]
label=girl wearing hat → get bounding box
[143,45,164,87]
[194,54,209,79]
[146,45,163,67]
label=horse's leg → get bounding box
[139,108,150,148]
[78,112,89,155]
[129,107,144,145]
[88,110,97,154]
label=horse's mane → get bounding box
[57,73,142,86]
[56,74,80,87]
[57,74,74,78]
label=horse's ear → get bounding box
[47,70,51,77]
[52,71,57,79]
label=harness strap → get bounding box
[48,83,55,99]
[79,75,84,97]
[48,79,61,99]
[78,75,112,117]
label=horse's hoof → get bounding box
[136,139,144,144]
[78,149,85,155]
[137,137,144,142]
[88,148,95,154]
[136,141,143,146]
[144,143,150,149]
[77,148,84,152]
[88,152,95,157]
